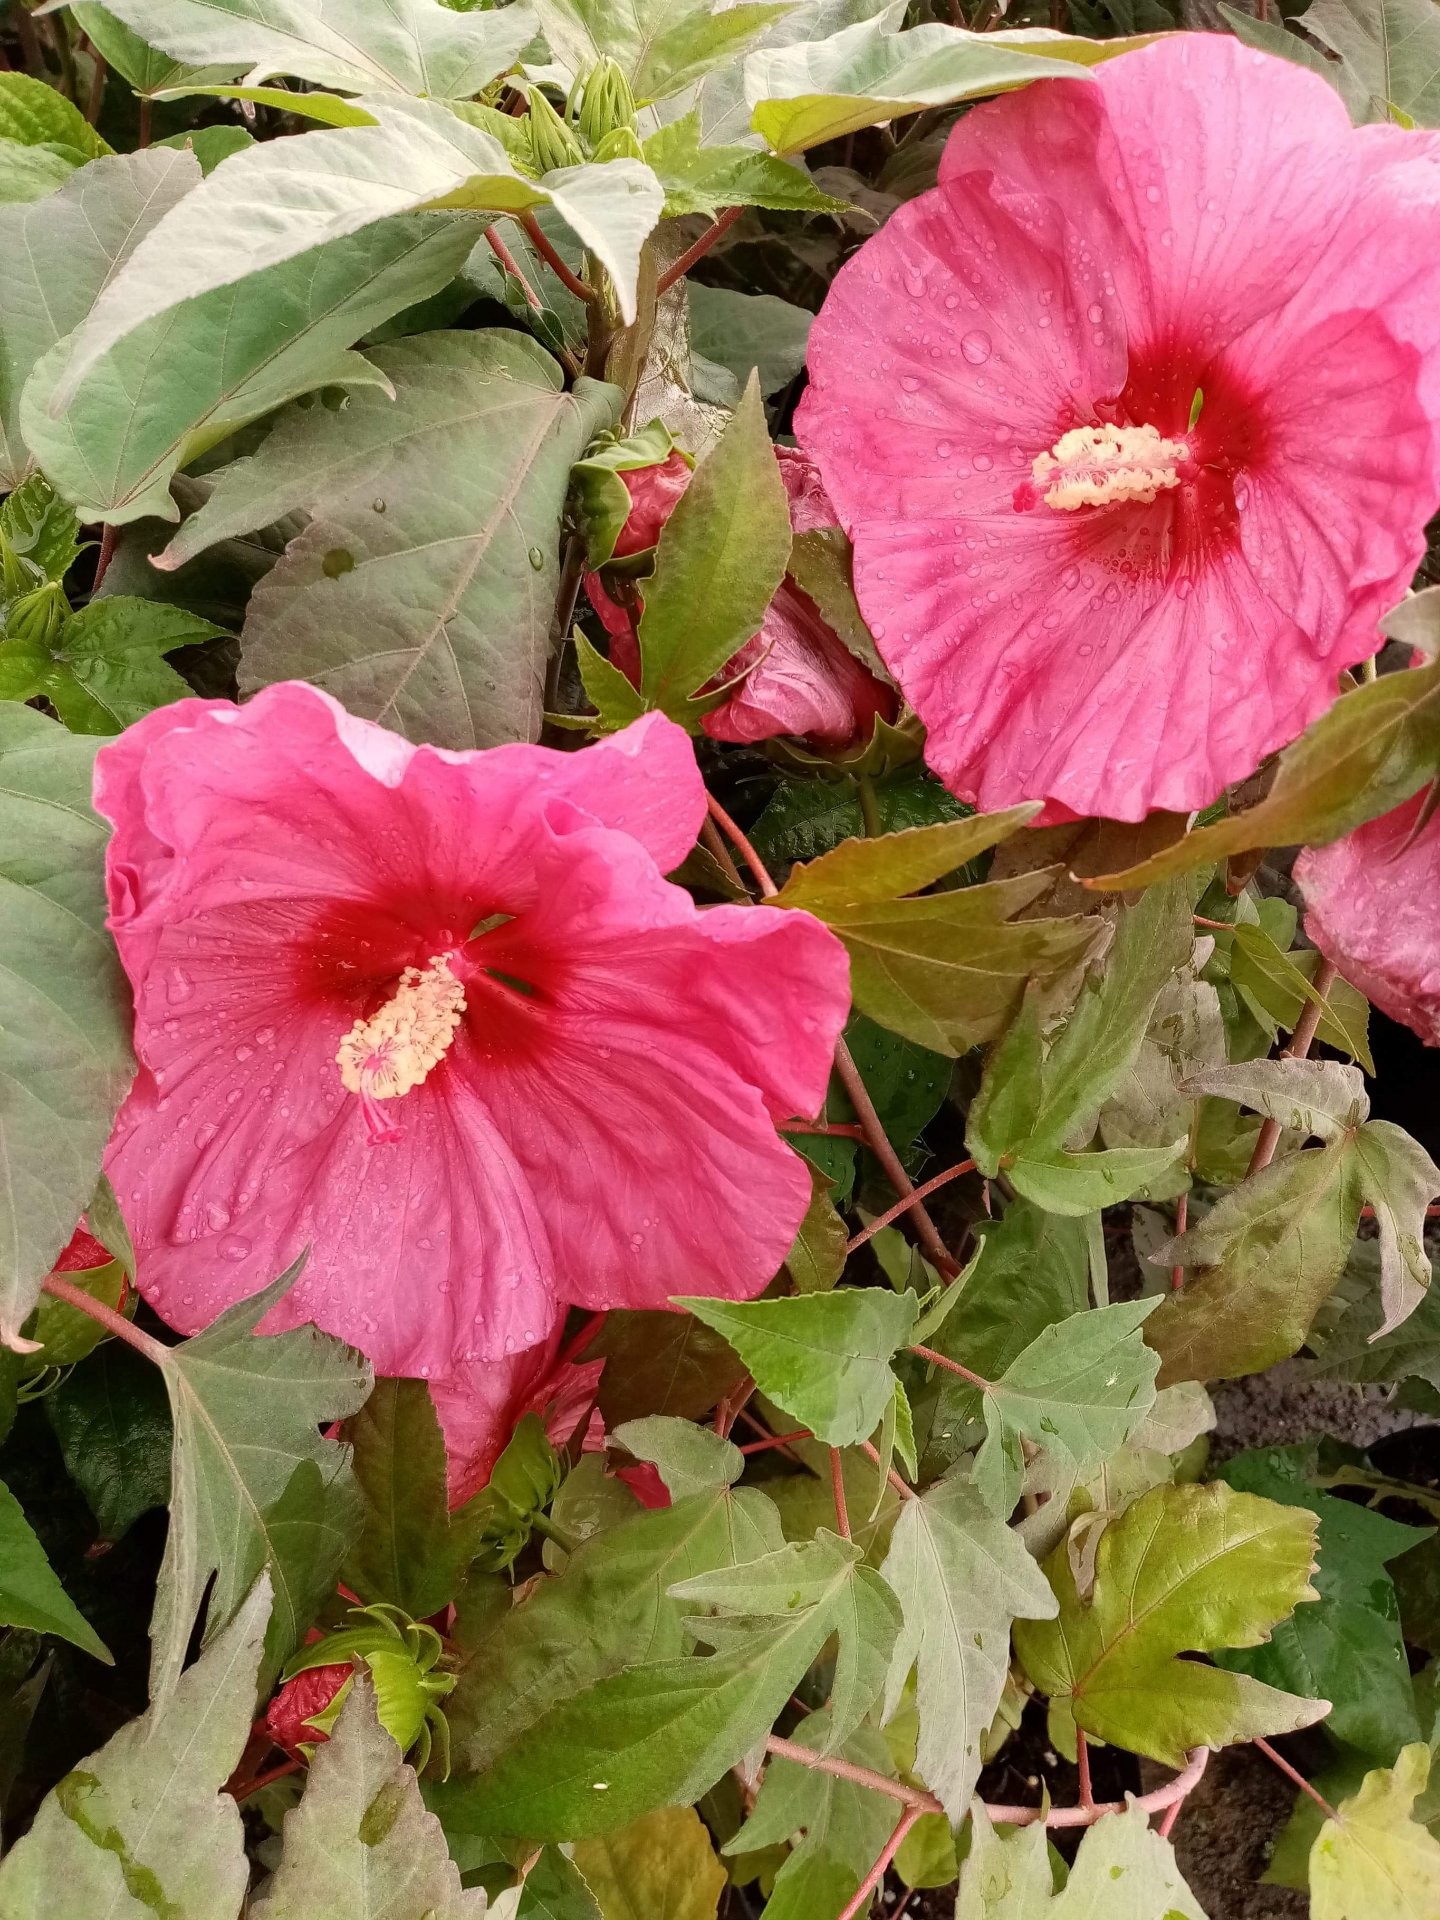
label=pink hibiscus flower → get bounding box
[586,447,896,750]
[796,34,1440,822]
[95,684,849,1379]
[1297,788,1440,1046]
[432,1328,605,1509]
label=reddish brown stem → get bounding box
[835,1806,922,1920]
[655,205,744,296]
[93,522,117,592]
[859,1439,916,1500]
[228,1756,303,1800]
[520,212,599,303]
[699,814,747,892]
[1171,1190,1188,1293]
[780,1121,868,1142]
[829,1447,852,1540]
[137,97,151,148]
[485,227,544,312]
[559,1309,607,1367]
[846,1159,976,1254]
[1244,958,1338,1179]
[84,49,107,124]
[911,1344,991,1392]
[739,1428,812,1456]
[763,1735,1209,1828]
[1076,1728,1094,1810]
[705,793,777,896]
[1254,1737,1339,1821]
[41,1274,169,1367]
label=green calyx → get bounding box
[578,57,638,148]
[284,1602,457,1776]
[570,417,693,569]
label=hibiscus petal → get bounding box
[1297,791,1440,1048]
[431,1333,606,1508]
[464,805,850,1312]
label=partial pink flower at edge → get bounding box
[95,684,851,1382]
[431,1326,605,1511]
[1296,787,1440,1046]
[586,447,897,751]
[797,33,1440,822]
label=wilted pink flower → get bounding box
[266,1662,351,1754]
[587,448,896,750]
[1297,788,1440,1046]
[95,684,849,1380]
[797,35,1440,822]
[432,1328,605,1509]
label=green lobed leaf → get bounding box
[23,208,479,525]
[612,1417,742,1500]
[1228,920,1372,1071]
[89,0,538,98]
[970,1299,1160,1519]
[0,147,196,490]
[957,1803,1206,1919]
[46,1341,173,1543]
[1088,659,1440,889]
[676,1288,918,1446]
[0,141,81,206]
[743,18,1148,153]
[1216,1445,1428,1761]
[448,1537,867,1840]
[784,1160,850,1294]
[516,1848,602,1919]
[162,330,618,751]
[0,1476,110,1661]
[0,705,135,1347]
[674,1531,901,1749]
[70,3,243,97]
[573,1806,725,1920]
[149,1265,373,1700]
[251,1675,490,1919]
[630,374,792,726]
[1310,1743,1440,1920]
[446,1484,785,1776]
[878,1470,1057,1820]
[1014,1481,1328,1766]
[647,113,845,218]
[0,1574,270,1919]
[0,598,225,735]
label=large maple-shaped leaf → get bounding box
[775,810,1100,1055]
[0,1575,269,1919]
[1216,1445,1428,1761]
[253,1676,491,1919]
[1310,1743,1440,1920]
[878,1471,1056,1820]
[956,1803,1206,1919]
[676,1289,917,1446]
[448,1533,879,1839]
[1013,1481,1328,1766]
[89,0,537,98]
[161,330,617,751]
[150,1267,373,1699]
[446,1483,784,1774]
[970,1299,1160,1519]
[0,705,134,1347]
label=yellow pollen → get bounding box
[1031,422,1189,511]
[336,954,466,1102]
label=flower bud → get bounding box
[571,419,693,570]
[526,86,585,176]
[591,126,645,165]
[578,58,637,149]
[4,581,66,652]
[270,1605,456,1771]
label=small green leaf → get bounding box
[4,598,225,735]
[1182,1059,1369,1145]
[970,1300,1161,1519]
[647,114,845,218]
[675,1289,918,1446]
[1014,1482,1328,1766]
[612,1417,743,1500]
[785,1161,850,1294]
[1311,1743,1440,1920]
[1006,1141,1187,1215]
[1088,659,1440,889]
[1229,920,1372,1071]
[0,1575,269,1919]
[150,1264,373,1699]
[634,374,792,725]
[0,1477,110,1661]
[70,2,242,98]
[957,1803,1206,1919]
[0,473,82,584]
[251,1675,485,1919]
[879,1471,1057,1819]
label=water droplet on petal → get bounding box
[961,330,992,366]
